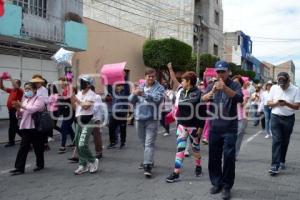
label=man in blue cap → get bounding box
[203,60,243,200]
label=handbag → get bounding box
[32,97,54,133]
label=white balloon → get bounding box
[51,48,74,67]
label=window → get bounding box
[13,0,47,18]
[214,44,218,56]
[214,11,219,25]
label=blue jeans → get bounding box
[60,118,75,147]
[250,104,259,126]
[236,119,247,157]
[209,130,237,189]
[263,106,272,135]
[136,120,158,165]
[271,114,295,167]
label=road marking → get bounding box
[0,164,31,174]
[239,130,263,152]
[246,130,263,144]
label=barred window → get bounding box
[13,0,47,18]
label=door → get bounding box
[0,54,59,119]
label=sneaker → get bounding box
[68,157,79,163]
[66,144,75,148]
[139,162,154,169]
[202,139,209,145]
[268,166,280,175]
[107,143,117,149]
[58,147,67,154]
[163,132,170,137]
[210,186,223,194]
[264,134,271,139]
[10,169,24,176]
[119,143,126,149]
[195,166,203,177]
[280,163,286,170]
[184,152,190,157]
[74,165,89,175]
[222,189,231,200]
[33,166,44,172]
[138,163,144,169]
[166,172,180,183]
[143,165,152,178]
[89,159,99,173]
[48,137,55,142]
[4,143,15,147]
[96,153,103,159]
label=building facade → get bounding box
[0,0,87,119]
[194,0,224,57]
[223,31,264,80]
[73,18,147,92]
[83,0,224,56]
[262,60,295,84]
[275,61,295,84]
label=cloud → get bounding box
[223,0,300,85]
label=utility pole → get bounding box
[196,26,201,76]
[195,15,203,76]
[195,16,209,76]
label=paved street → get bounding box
[0,112,300,200]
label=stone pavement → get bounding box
[0,111,300,200]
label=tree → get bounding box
[143,38,192,72]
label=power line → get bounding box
[93,0,190,26]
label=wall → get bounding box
[73,18,146,91]
[194,0,224,56]
[83,0,194,47]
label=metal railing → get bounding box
[21,13,64,43]
[7,0,83,43]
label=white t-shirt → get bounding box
[75,89,96,117]
[93,94,108,122]
[268,84,300,116]
[37,86,49,104]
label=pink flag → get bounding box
[101,62,127,85]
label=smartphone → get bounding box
[278,100,285,103]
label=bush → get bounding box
[143,38,192,71]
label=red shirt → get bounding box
[5,88,24,110]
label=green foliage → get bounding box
[143,38,192,71]
[229,62,256,80]
[199,53,220,71]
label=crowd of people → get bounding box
[1,60,300,200]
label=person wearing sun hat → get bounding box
[267,72,300,176]
[30,74,52,150]
[31,74,49,104]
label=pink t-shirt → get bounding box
[238,88,250,120]
[17,96,45,130]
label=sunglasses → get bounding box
[216,70,226,74]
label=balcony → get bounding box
[0,1,86,51]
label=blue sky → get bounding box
[223,0,300,85]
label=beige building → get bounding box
[73,18,147,90]
[263,60,295,84]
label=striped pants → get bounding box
[174,124,202,174]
